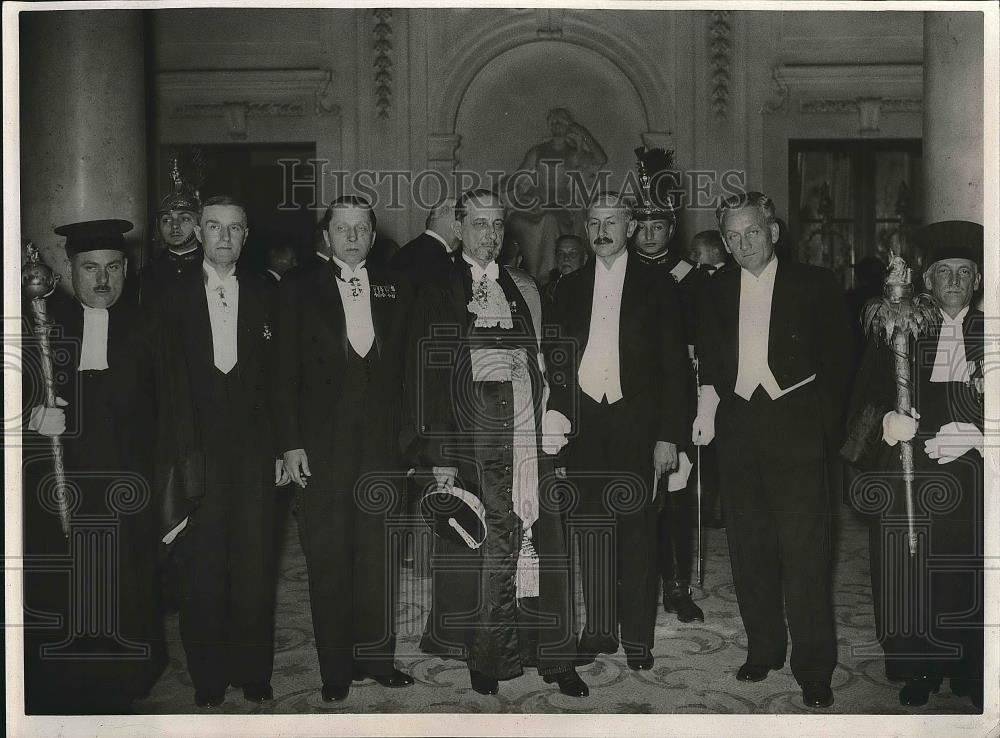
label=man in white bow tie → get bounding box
[155,195,283,709]
[407,189,586,698]
[274,195,414,702]
[23,219,165,713]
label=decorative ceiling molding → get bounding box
[799,96,923,134]
[373,9,393,120]
[708,11,731,120]
[762,63,922,118]
[158,68,337,139]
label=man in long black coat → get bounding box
[547,191,690,670]
[392,197,460,289]
[22,220,164,713]
[275,196,414,702]
[407,190,585,698]
[693,191,853,709]
[843,221,985,710]
[155,195,280,708]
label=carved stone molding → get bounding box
[799,96,923,134]
[158,69,338,134]
[760,66,790,115]
[373,9,393,120]
[708,11,731,120]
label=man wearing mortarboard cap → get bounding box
[21,219,165,713]
[843,220,985,710]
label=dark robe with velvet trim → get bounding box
[406,261,576,680]
[844,308,984,684]
[22,293,165,714]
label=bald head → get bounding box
[425,197,459,251]
[689,230,727,267]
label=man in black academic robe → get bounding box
[274,197,414,702]
[843,221,985,710]
[22,220,164,714]
[548,191,690,671]
[155,196,279,708]
[407,190,585,698]
[694,191,853,709]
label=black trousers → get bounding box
[568,393,658,657]
[658,485,694,590]
[716,386,836,685]
[296,350,399,687]
[175,368,275,695]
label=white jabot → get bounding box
[204,263,239,374]
[930,306,971,383]
[462,252,500,283]
[332,255,375,356]
[579,251,628,404]
[733,258,813,401]
[78,306,110,371]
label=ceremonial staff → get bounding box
[694,353,704,587]
[22,242,71,536]
[862,253,937,556]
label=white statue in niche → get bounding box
[504,108,607,280]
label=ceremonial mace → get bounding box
[22,242,71,537]
[862,253,937,556]
[694,353,704,587]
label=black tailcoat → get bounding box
[272,258,412,686]
[547,254,691,656]
[697,259,853,685]
[392,231,457,289]
[154,264,278,695]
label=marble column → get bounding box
[922,11,984,224]
[20,10,147,293]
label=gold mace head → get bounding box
[21,242,59,299]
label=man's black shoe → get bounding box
[663,588,705,623]
[469,670,499,695]
[242,682,273,703]
[543,669,589,697]
[899,675,941,707]
[627,655,654,671]
[736,662,782,682]
[322,683,350,702]
[801,681,834,708]
[194,690,225,708]
[370,669,414,688]
[576,634,619,665]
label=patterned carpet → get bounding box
[133,500,981,716]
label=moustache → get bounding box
[93,286,111,293]
[593,237,613,245]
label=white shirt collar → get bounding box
[595,249,628,279]
[203,262,237,289]
[266,269,282,282]
[462,252,499,282]
[315,250,331,262]
[331,255,367,278]
[740,256,778,286]
[940,306,970,325]
[169,244,199,256]
[425,229,454,252]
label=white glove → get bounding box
[882,408,919,446]
[924,421,984,464]
[691,385,719,447]
[542,409,571,455]
[162,517,188,545]
[28,397,68,437]
[275,459,292,487]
